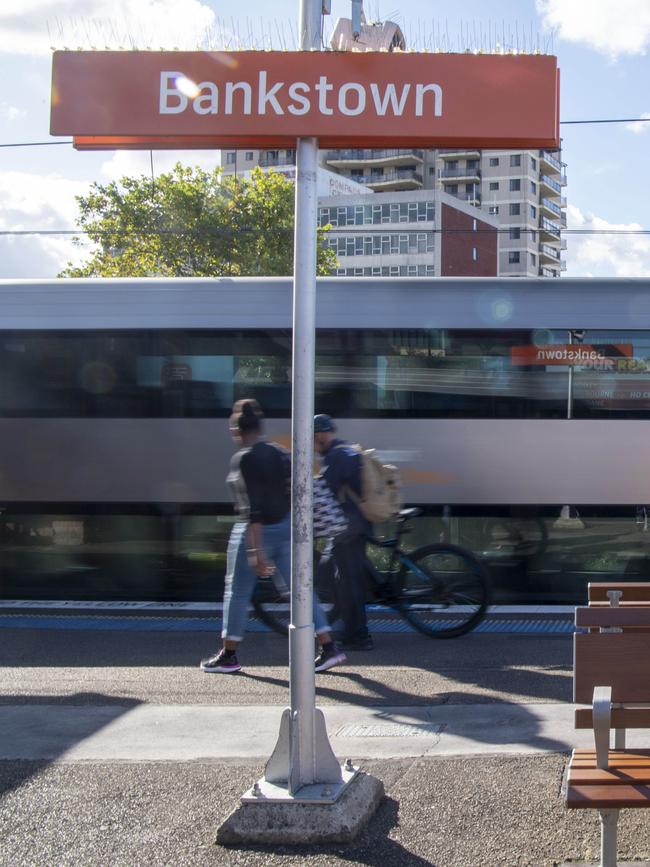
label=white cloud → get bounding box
[626,112,650,134]
[100,149,220,181]
[566,204,650,278]
[0,171,91,277]
[0,102,26,122]
[0,0,216,56]
[537,0,650,57]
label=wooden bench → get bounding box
[567,605,650,866]
[588,581,650,606]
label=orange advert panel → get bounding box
[511,344,634,367]
[50,50,560,149]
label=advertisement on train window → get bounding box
[511,344,633,367]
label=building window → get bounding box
[509,228,521,240]
[530,205,537,218]
[509,251,521,264]
[489,182,499,191]
[448,184,458,194]
[510,154,521,167]
[429,167,436,175]
[473,219,477,231]
[509,203,520,216]
[509,179,521,192]
[489,157,499,167]
[531,156,537,170]
[226,152,236,164]
[245,151,253,161]
[472,247,478,261]
[530,181,537,194]
[530,253,536,266]
[488,205,499,215]
[447,160,458,170]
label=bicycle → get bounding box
[252,507,491,639]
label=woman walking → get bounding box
[200,399,346,674]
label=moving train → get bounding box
[1,276,650,603]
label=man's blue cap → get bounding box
[314,414,336,433]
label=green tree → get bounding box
[60,164,338,278]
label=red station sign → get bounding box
[50,50,560,150]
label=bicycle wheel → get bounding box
[251,574,290,636]
[251,569,339,637]
[396,543,490,638]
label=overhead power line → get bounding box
[1,228,650,237]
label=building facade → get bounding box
[318,188,498,278]
[318,146,567,277]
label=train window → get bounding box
[3,328,649,421]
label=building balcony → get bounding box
[259,153,296,167]
[539,266,561,278]
[356,169,424,190]
[541,198,562,218]
[438,149,481,160]
[540,150,562,172]
[540,244,561,262]
[439,166,482,183]
[540,174,562,196]
[446,190,482,206]
[325,148,424,169]
[540,217,562,241]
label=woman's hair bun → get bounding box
[231,398,263,433]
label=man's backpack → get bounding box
[348,445,401,523]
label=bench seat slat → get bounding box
[570,770,650,784]
[576,607,650,628]
[575,707,650,729]
[571,759,650,769]
[569,766,650,783]
[589,582,650,602]
[574,632,650,703]
[589,601,650,607]
[567,783,650,808]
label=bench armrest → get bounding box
[593,685,612,769]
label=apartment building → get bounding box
[221,147,499,277]
[435,148,567,277]
[317,145,567,277]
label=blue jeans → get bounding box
[221,514,330,641]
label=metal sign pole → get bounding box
[263,0,345,798]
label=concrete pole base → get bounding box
[216,771,384,846]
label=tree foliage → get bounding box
[60,164,338,278]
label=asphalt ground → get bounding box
[2,624,649,866]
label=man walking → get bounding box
[314,414,373,651]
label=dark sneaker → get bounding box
[341,636,374,651]
[315,643,347,673]
[200,649,241,673]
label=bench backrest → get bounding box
[589,582,650,603]
[575,607,650,704]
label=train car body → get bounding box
[1,276,649,602]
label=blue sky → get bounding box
[1,0,649,278]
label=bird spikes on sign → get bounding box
[46,14,554,56]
